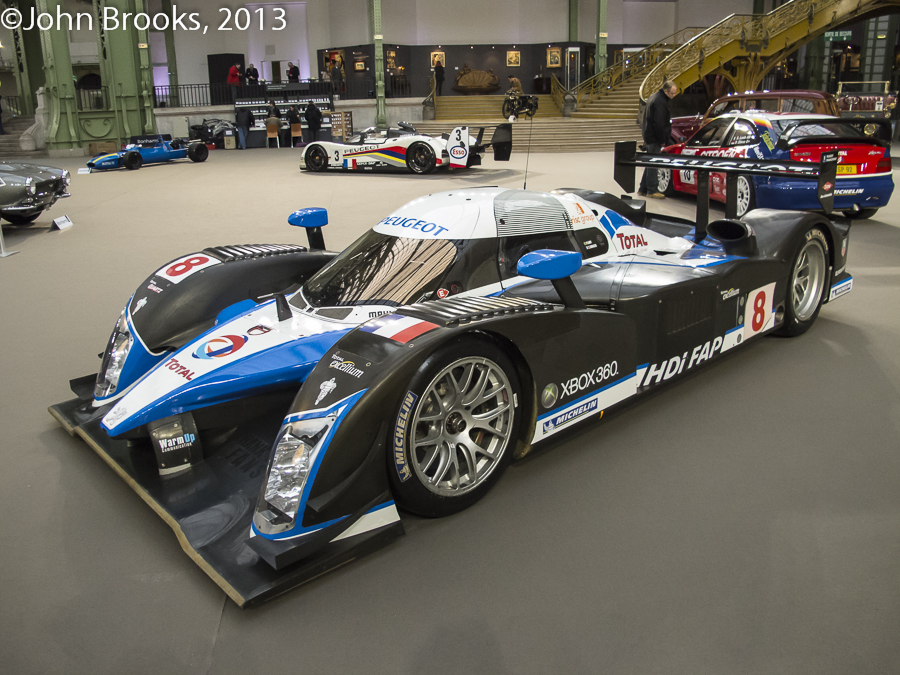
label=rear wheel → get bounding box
[187,142,209,162]
[388,336,521,517]
[776,226,829,337]
[123,151,143,170]
[734,175,756,217]
[406,142,436,174]
[841,208,877,220]
[304,144,329,171]
[2,213,40,225]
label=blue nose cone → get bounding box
[288,207,328,229]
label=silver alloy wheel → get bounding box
[657,169,670,193]
[736,176,751,216]
[791,238,827,322]
[411,356,514,496]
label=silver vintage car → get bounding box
[0,162,71,225]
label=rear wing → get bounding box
[775,117,892,149]
[613,140,838,242]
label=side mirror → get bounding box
[288,207,327,250]
[516,249,585,309]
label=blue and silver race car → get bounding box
[660,113,893,220]
[51,152,852,605]
[87,135,209,171]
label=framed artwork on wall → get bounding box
[354,61,365,71]
[431,51,445,67]
[386,50,396,69]
[547,47,561,68]
[507,51,520,67]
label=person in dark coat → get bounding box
[245,63,259,86]
[234,107,252,149]
[286,62,300,83]
[330,60,343,94]
[434,60,445,96]
[304,101,323,142]
[638,80,677,198]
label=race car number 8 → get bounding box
[167,256,209,277]
[156,253,220,284]
[743,282,776,340]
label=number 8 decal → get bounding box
[156,253,219,284]
[743,282,776,340]
[166,256,209,277]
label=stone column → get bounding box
[369,0,386,128]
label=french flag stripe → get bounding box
[360,315,439,343]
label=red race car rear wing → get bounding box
[614,140,838,242]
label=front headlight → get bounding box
[25,177,36,195]
[61,169,71,186]
[94,310,134,399]
[255,416,333,533]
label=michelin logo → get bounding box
[394,391,418,481]
[542,398,598,434]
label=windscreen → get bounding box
[298,230,459,308]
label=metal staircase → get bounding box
[434,95,560,120]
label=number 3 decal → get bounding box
[743,282,776,340]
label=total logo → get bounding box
[615,233,648,250]
[192,334,248,359]
[449,146,467,158]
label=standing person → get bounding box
[287,105,302,125]
[234,106,251,149]
[286,62,299,83]
[227,61,242,102]
[304,100,322,142]
[434,60,445,96]
[638,80,677,199]
[330,60,343,95]
[245,63,259,88]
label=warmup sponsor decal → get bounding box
[542,398,598,434]
[393,391,417,481]
[158,433,196,453]
[193,334,248,359]
[360,314,439,343]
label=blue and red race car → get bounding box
[659,113,893,219]
[87,135,209,171]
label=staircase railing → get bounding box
[639,0,847,101]
[573,27,707,108]
[550,74,566,112]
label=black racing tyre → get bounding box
[387,335,522,517]
[501,99,515,119]
[656,168,676,196]
[776,226,829,337]
[304,144,329,171]
[841,208,878,220]
[406,141,436,174]
[734,175,756,218]
[2,213,40,225]
[123,151,143,170]
[524,98,537,118]
[187,142,209,162]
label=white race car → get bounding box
[300,122,512,174]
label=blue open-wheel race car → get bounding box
[51,145,851,606]
[87,134,209,171]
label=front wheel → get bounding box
[388,336,522,517]
[776,226,829,337]
[841,208,878,220]
[501,99,515,119]
[734,175,756,217]
[123,151,143,170]
[406,142,436,174]
[304,144,329,171]
[1,213,40,225]
[187,142,209,162]
[657,169,675,196]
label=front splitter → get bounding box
[49,397,403,607]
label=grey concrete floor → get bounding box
[1,148,899,674]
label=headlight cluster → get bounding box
[61,169,71,186]
[94,310,134,399]
[256,416,333,533]
[25,177,36,195]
